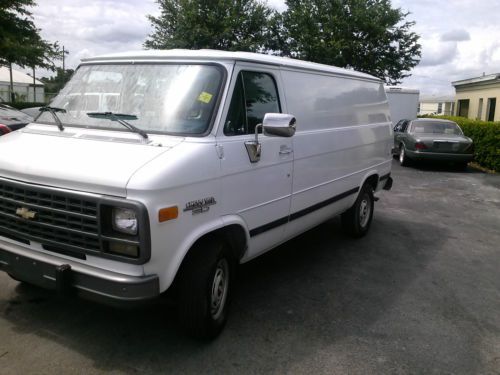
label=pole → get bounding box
[32,66,36,102]
[9,62,14,103]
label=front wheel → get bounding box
[177,237,233,340]
[341,184,374,238]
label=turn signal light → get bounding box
[159,206,178,222]
[415,142,427,150]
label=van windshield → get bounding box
[37,64,224,135]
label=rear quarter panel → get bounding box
[281,69,392,239]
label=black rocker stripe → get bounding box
[249,186,360,237]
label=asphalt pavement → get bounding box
[1,160,499,374]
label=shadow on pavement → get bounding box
[0,215,448,373]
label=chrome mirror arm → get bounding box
[244,123,263,163]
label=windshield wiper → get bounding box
[87,112,148,140]
[35,106,66,131]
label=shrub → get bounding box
[425,115,500,172]
[7,102,46,110]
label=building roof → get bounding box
[0,66,44,85]
[452,73,500,87]
[419,95,455,103]
[82,49,381,82]
[385,86,419,94]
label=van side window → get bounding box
[224,71,281,136]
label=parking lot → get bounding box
[0,160,499,374]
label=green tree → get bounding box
[40,68,74,94]
[275,0,421,84]
[0,0,62,102]
[144,0,272,51]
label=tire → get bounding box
[341,184,374,238]
[399,144,410,167]
[177,237,233,340]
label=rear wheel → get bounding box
[341,184,374,238]
[177,237,233,340]
[399,144,410,167]
[456,161,468,171]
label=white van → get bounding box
[0,50,392,338]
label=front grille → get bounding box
[0,180,100,253]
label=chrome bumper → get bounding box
[0,241,159,307]
[406,150,474,162]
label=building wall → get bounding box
[418,101,454,116]
[0,82,45,102]
[455,84,500,121]
[419,102,439,115]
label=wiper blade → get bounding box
[87,112,148,140]
[35,106,66,131]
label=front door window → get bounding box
[224,71,281,136]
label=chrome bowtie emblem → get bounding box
[16,207,37,220]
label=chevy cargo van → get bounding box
[0,50,392,338]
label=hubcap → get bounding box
[359,197,371,228]
[399,148,405,164]
[210,258,229,320]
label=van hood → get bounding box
[0,125,182,196]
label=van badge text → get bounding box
[184,197,216,215]
[16,207,37,220]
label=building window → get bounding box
[457,99,470,118]
[477,98,483,120]
[486,98,496,122]
[437,102,443,114]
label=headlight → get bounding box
[112,207,138,235]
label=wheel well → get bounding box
[170,224,247,294]
[364,174,379,192]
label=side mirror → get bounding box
[263,113,296,137]
[244,113,297,164]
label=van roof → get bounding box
[82,49,381,82]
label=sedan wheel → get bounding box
[399,145,409,167]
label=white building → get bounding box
[418,95,455,116]
[0,66,45,103]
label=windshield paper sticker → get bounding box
[198,92,213,104]
[184,197,216,215]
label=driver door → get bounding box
[217,65,293,260]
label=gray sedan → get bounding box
[393,118,474,168]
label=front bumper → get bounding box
[0,241,159,307]
[406,150,474,162]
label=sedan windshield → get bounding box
[36,64,224,135]
[410,121,463,135]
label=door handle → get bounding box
[279,145,293,155]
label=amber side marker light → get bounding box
[159,206,178,222]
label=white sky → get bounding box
[25,0,500,97]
